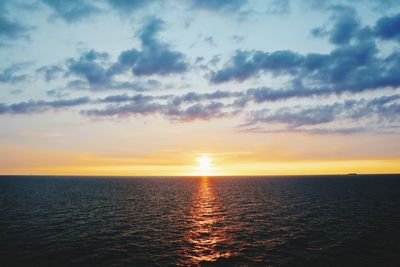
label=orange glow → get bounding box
[0,146,399,176]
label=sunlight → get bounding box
[195,154,215,176]
[198,154,212,171]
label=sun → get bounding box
[197,154,212,171]
[194,154,217,176]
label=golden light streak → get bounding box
[1,146,399,176]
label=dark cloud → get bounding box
[0,63,30,84]
[327,5,360,45]
[0,97,90,114]
[311,7,400,44]
[65,49,159,91]
[0,16,26,40]
[210,50,303,83]
[374,13,400,41]
[211,37,400,97]
[62,18,188,88]
[41,0,101,23]
[208,9,400,99]
[111,18,188,76]
[66,49,111,86]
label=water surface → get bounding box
[1,175,399,266]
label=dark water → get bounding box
[1,175,400,266]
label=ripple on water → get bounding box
[1,175,400,266]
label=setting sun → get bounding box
[195,154,215,176]
[198,154,211,170]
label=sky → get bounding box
[0,0,399,176]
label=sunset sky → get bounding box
[0,0,399,175]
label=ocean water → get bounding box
[1,175,400,266]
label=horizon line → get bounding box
[1,173,399,178]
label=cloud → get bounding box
[210,37,400,97]
[90,88,399,129]
[210,49,304,83]
[65,49,160,91]
[327,5,360,45]
[0,2,30,42]
[166,102,227,121]
[0,97,90,114]
[83,91,400,130]
[310,27,327,38]
[83,100,229,122]
[63,18,188,90]
[204,36,215,46]
[191,0,248,12]
[106,0,154,15]
[246,104,341,128]
[311,7,400,44]
[46,89,69,98]
[265,0,290,15]
[232,35,244,43]
[83,100,162,117]
[240,125,370,135]
[36,65,64,82]
[310,5,395,45]
[111,18,188,76]
[0,63,30,84]
[209,8,400,104]
[66,49,111,86]
[374,13,400,41]
[99,93,156,103]
[82,90,235,122]
[304,0,400,12]
[1,86,399,135]
[241,94,400,132]
[244,86,327,103]
[170,90,239,106]
[41,0,101,23]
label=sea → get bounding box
[1,174,399,266]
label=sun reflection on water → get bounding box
[184,177,235,265]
